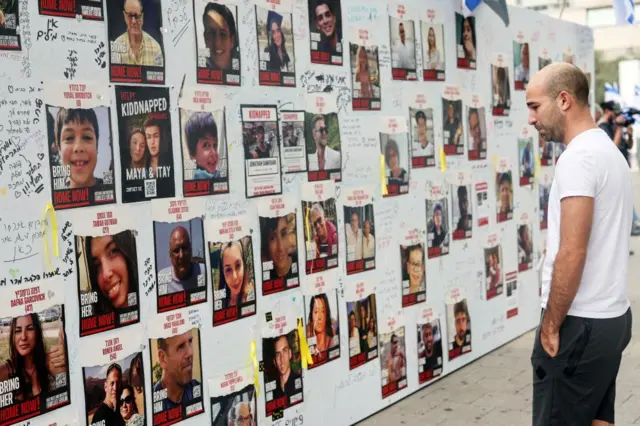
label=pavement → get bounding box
[359,172,640,426]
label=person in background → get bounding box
[345,210,363,262]
[120,385,144,426]
[362,219,375,259]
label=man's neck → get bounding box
[455,334,464,346]
[279,370,291,391]
[104,397,115,410]
[316,144,326,157]
[425,347,433,358]
[129,32,143,49]
[564,112,598,146]
[162,376,185,404]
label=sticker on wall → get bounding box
[513,31,530,90]
[484,232,504,300]
[455,13,476,70]
[425,180,450,258]
[442,86,464,156]
[346,280,379,370]
[449,170,473,241]
[539,169,552,230]
[417,306,443,384]
[39,0,104,20]
[474,179,490,227]
[194,0,242,86]
[280,110,308,173]
[209,366,257,426]
[445,287,472,361]
[303,272,341,368]
[379,312,407,398]
[308,0,343,65]
[408,93,436,168]
[399,220,426,307]
[518,127,535,187]
[153,198,208,313]
[207,214,257,327]
[421,9,445,81]
[505,270,519,319]
[305,92,342,182]
[301,180,339,275]
[257,194,300,295]
[44,81,116,210]
[491,53,511,117]
[115,85,176,203]
[495,157,514,223]
[178,86,230,197]
[241,104,283,198]
[466,93,487,161]
[73,206,140,337]
[343,186,376,275]
[518,213,534,272]
[255,0,297,87]
[380,116,410,197]
[350,31,382,111]
[388,2,418,81]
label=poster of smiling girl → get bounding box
[179,86,229,197]
[45,81,116,210]
[255,0,296,87]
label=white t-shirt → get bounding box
[541,128,632,318]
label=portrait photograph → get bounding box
[400,243,426,307]
[491,64,511,116]
[308,0,343,65]
[409,107,435,167]
[417,319,443,384]
[466,106,486,160]
[255,6,296,86]
[421,22,445,80]
[484,245,504,300]
[451,184,473,240]
[426,198,450,258]
[344,204,376,274]
[389,16,417,80]
[496,171,514,222]
[442,98,464,155]
[259,212,300,295]
[302,198,339,274]
[513,41,530,90]
[350,43,381,110]
[210,384,256,426]
[304,292,340,368]
[347,293,378,370]
[446,298,472,361]
[379,326,407,398]
[455,14,476,69]
[263,329,304,416]
[381,132,410,196]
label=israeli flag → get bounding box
[613,0,635,25]
[463,0,483,15]
[604,82,625,107]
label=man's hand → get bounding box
[540,322,559,357]
[46,321,67,375]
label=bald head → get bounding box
[169,226,193,280]
[529,62,590,108]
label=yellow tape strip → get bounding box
[439,147,447,172]
[380,154,388,195]
[250,339,260,396]
[534,154,541,181]
[305,206,311,242]
[42,202,59,270]
[297,318,314,369]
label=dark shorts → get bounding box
[531,307,632,426]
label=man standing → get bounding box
[159,226,205,294]
[271,335,301,402]
[112,0,164,67]
[155,330,201,411]
[385,333,406,383]
[526,62,632,426]
[308,115,341,171]
[392,22,414,70]
[91,364,125,426]
[345,210,363,261]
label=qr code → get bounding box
[193,384,201,398]
[55,372,67,388]
[144,179,157,197]
[128,292,137,307]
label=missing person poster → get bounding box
[81,333,146,426]
[379,314,407,399]
[399,220,426,307]
[309,0,343,65]
[466,94,487,161]
[389,2,417,81]
[0,0,20,50]
[408,93,435,168]
[346,281,378,370]
[255,0,296,87]
[555,142,566,164]
[518,127,534,186]
[442,86,464,156]
[517,214,533,272]
[107,0,165,84]
[149,310,204,425]
[491,53,511,116]
[280,110,307,173]
[39,0,104,20]
[305,93,342,182]
[303,273,341,368]
[350,38,381,111]
[455,13,476,70]
[44,82,116,210]
[425,180,450,258]
[115,85,175,203]
[241,105,283,198]
[495,158,514,223]
[513,31,530,90]
[179,86,229,197]
[207,214,257,327]
[380,116,410,197]
[417,307,443,384]
[539,131,554,166]
[262,314,304,417]
[538,46,552,70]
[474,179,490,227]
[74,206,141,337]
[446,288,471,361]
[209,366,257,426]
[343,186,376,274]
[450,171,473,241]
[257,194,300,295]
[194,0,242,85]
[153,198,208,313]
[484,232,504,300]
[0,279,71,424]
[539,169,552,230]
[421,9,445,81]
[301,180,339,275]
[506,270,519,319]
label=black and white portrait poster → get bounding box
[115,85,175,203]
[425,180,450,259]
[152,198,208,313]
[495,157,514,223]
[149,310,204,425]
[421,9,445,81]
[0,279,71,423]
[505,270,519,319]
[255,0,296,87]
[517,213,533,272]
[408,93,436,168]
[303,273,341,368]
[455,13,476,70]
[73,205,141,337]
[207,214,257,327]
[280,110,307,173]
[308,0,343,65]
[241,104,283,198]
[209,366,257,426]
[484,232,504,300]
[388,2,417,81]
[417,306,443,384]
[491,53,511,116]
[518,127,534,187]
[379,313,407,399]
[442,85,464,156]
[513,31,530,90]
[107,0,165,84]
[306,92,342,182]
[346,280,379,370]
[380,116,410,197]
[257,194,300,296]
[0,0,20,50]
[179,86,230,197]
[399,219,426,308]
[81,331,146,426]
[44,82,116,210]
[474,179,490,228]
[39,0,104,19]
[301,180,339,275]
[350,35,381,111]
[465,93,487,161]
[449,170,473,241]
[194,0,242,86]
[343,186,376,274]
[445,288,471,361]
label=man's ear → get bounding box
[158,349,167,370]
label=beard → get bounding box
[538,106,565,142]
